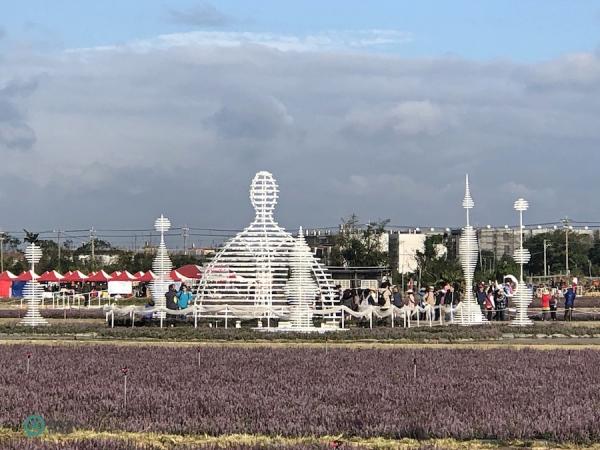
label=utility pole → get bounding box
[543,239,552,278]
[90,227,96,270]
[182,225,190,256]
[54,229,62,271]
[0,231,4,273]
[562,217,570,276]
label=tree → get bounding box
[415,234,462,287]
[525,231,592,276]
[330,214,389,267]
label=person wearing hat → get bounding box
[540,287,551,321]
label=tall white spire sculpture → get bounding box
[511,198,533,326]
[19,243,48,327]
[286,227,320,329]
[151,214,173,324]
[455,175,487,325]
[197,171,336,314]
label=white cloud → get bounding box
[0,36,599,234]
[66,29,413,54]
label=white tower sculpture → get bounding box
[19,243,48,327]
[151,215,173,322]
[455,175,487,325]
[197,171,336,315]
[510,198,533,326]
[286,227,320,329]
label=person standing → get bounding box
[549,288,559,321]
[165,284,178,310]
[485,287,495,322]
[540,288,551,321]
[495,290,506,321]
[564,287,576,321]
[392,286,403,308]
[476,284,487,311]
[177,284,193,309]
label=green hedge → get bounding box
[1,321,599,342]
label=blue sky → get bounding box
[4,0,600,60]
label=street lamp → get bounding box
[0,231,4,273]
[543,239,552,278]
[562,217,570,276]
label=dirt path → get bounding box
[2,337,600,349]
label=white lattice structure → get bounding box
[455,175,487,325]
[151,215,173,322]
[19,243,48,327]
[196,171,336,318]
[511,198,533,326]
[285,227,320,329]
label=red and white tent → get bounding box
[87,270,112,282]
[136,271,156,282]
[110,271,137,281]
[39,270,64,283]
[170,270,192,282]
[0,271,18,281]
[62,270,88,282]
[17,270,39,281]
[176,264,203,279]
[0,271,17,297]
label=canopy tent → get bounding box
[17,270,39,281]
[87,270,112,282]
[0,271,17,297]
[170,270,192,282]
[62,270,88,282]
[39,270,64,283]
[107,270,135,295]
[0,271,17,281]
[136,271,156,282]
[110,271,137,282]
[176,264,203,279]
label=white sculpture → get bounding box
[19,243,48,327]
[510,198,533,326]
[286,227,320,329]
[455,175,487,325]
[196,171,336,318]
[151,214,173,324]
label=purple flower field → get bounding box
[0,440,366,450]
[1,344,599,443]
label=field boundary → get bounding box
[0,427,591,449]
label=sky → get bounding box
[2,1,600,247]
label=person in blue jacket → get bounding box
[564,287,576,321]
[177,284,193,309]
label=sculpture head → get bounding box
[250,171,279,216]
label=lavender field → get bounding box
[0,440,371,450]
[1,344,599,444]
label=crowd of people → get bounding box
[337,277,580,323]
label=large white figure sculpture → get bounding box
[19,243,48,327]
[151,215,173,323]
[196,171,336,315]
[455,175,487,325]
[286,227,320,329]
[510,198,533,326]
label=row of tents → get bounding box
[0,264,203,298]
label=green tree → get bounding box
[525,231,592,276]
[330,214,389,267]
[415,234,462,287]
